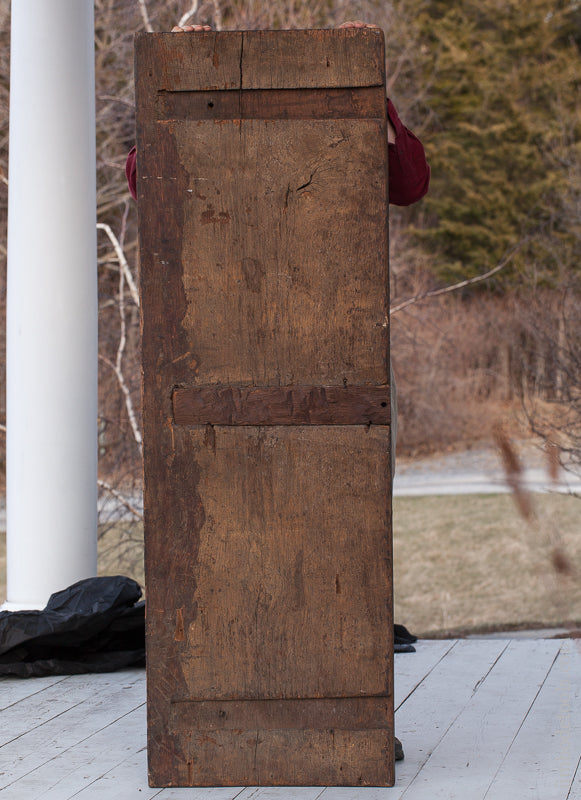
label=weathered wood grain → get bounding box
[154,117,388,387]
[157,87,387,121]
[172,385,390,426]
[241,29,385,90]
[136,28,393,788]
[170,697,391,731]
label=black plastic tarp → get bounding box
[0,575,145,678]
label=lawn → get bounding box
[1,492,580,636]
[393,492,581,635]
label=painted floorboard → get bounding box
[154,790,247,800]
[234,790,325,800]
[0,674,68,712]
[388,639,509,796]
[320,640,508,800]
[1,642,580,799]
[6,705,146,800]
[0,671,145,790]
[398,639,562,799]
[0,669,143,748]
[484,639,581,800]
[0,671,120,748]
[65,746,157,800]
[66,742,244,800]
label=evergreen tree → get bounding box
[406,0,581,284]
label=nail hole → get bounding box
[208,101,214,108]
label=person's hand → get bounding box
[339,20,379,29]
[171,23,212,32]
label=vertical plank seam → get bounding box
[394,640,458,711]
[566,753,581,800]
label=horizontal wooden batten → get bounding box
[172,385,390,426]
[170,696,391,732]
[135,29,385,95]
[158,87,386,121]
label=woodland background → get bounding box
[0,0,580,514]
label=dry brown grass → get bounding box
[97,522,145,588]
[394,492,581,636]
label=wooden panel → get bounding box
[136,29,393,788]
[141,425,393,787]
[172,385,390,426]
[134,31,242,108]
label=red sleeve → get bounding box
[125,146,137,200]
[387,99,430,206]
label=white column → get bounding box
[5,0,98,610]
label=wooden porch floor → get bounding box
[1,638,580,799]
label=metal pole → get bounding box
[5,0,98,609]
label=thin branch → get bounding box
[390,239,528,315]
[97,222,139,307]
[97,95,137,110]
[212,0,223,31]
[98,479,143,521]
[98,212,142,452]
[115,239,128,380]
[99,354,143,452]
[137,0,154,32]
[178,0,200,28]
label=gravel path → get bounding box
[394,440,581,497]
